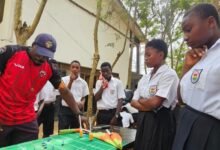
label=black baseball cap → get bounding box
[32,33,57,58]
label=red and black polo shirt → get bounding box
[0,45,61,125]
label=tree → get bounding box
[135,0,192,72]
[87,0,102,117]
[14,0,47,45]
[111,23,130,69]
[122,0,215,76]
[124,0,140,88]
[111,4,132,69]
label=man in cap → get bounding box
[0,33,85,147]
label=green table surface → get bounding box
[0,126,136,150]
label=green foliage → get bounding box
[122,0,212,74]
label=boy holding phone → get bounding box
[94,62,125,125]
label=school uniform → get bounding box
[172,39,220,150]
[58,76,89,129]
[34,94,40,112]
[95,76,126,125]
[120,111,134,128]
[133,64,179,150]
[36,81,58,137]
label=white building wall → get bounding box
[0,1,15,46]
[1,0,132,86]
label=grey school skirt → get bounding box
[172,105,220,150]
[134,107,175,150]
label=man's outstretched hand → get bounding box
[80,115,89,129]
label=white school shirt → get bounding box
[133,64,179,109]
[180,39,220,120]
[34,81,58,111]
[34,94,40,111]
[61,76,89,107]
[95,77,126,110]
[120,111,134,127]
[124,103,138,113]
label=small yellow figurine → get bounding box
[79,129,83,137]
[89,132,93,141]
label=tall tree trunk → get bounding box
[133,0,139,74]
[112,4,132,69]
[127,37,133,89]
[168,33,174,69]
[111,26,129,69]
[136,43,140,74]
[175,40,185,71]
[127,0,138,88]
[87,0,102,117]
[14,0,47,45]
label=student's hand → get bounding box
[98,71,104,80]
[184,47,206,69]
[99,72,108,89]
[36,111,41,118]
[77,102,84,110]
[110,116,118,126]
[102,79,108,89]
[37,101,45,118]
[70,73,77,81]
[80,116,89,129]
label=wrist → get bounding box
[102,86,107,89]
[115,113,119,118]
[181,64,192,77]
[101,85,106,90]
[138,99,143,103]
[69,79,74,83]
[76,111,83,116]
[183,63,192,70]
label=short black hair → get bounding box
[101,62,112,70]
[145,39,168,59]
[70,60,80,66]
[184,3,220,28]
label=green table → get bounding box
[0,126,136,150]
